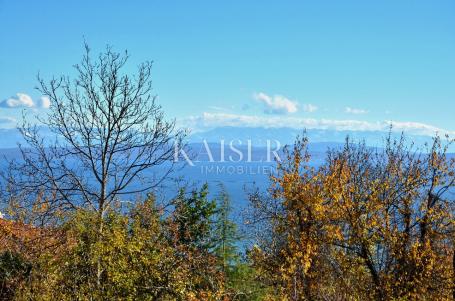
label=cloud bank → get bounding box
[0,93,50,109]
[180,112,454,137]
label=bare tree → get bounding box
[3,43,186,223]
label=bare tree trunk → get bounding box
[96,179,107,289]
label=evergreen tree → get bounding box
[213,184,241,274]
[172,183,217,250]
[212,185,270,300]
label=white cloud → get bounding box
[303,104,318,113]
[179,112,454,137]
[0,93,34,108]
[38,96,51,109]
[345,107,368,114]
[253,92,298,114]
[0,93,50,109]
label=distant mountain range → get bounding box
[0,127,55,149]
[187,126,436,147]
[0,126,438,149]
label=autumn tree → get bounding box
[324,135,455,300]
[247,137,341,300]
[248,134,455,300]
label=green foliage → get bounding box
[225,261,272,301]
[172,183,217,250]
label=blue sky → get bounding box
[1,0,454,135]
